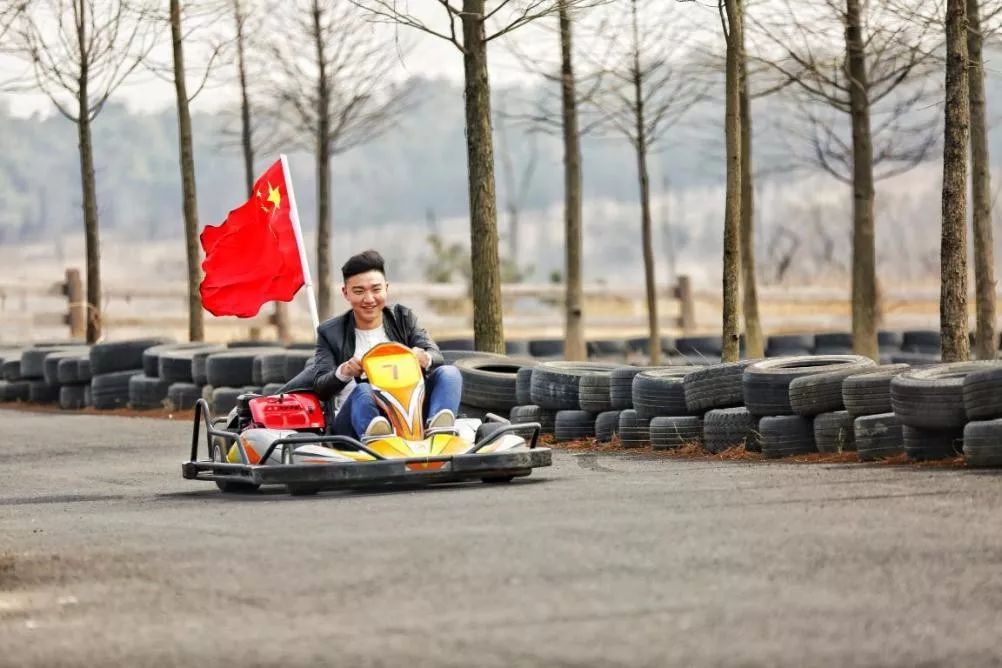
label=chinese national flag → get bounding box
[199,159,305,317]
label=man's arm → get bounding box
[402,307,444,369]
[312,327,350,401]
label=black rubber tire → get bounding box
[257,352,289,384]
[962,366,1002,420]
[441,349,502,365]
[963,419,1002,467]
[759,415,816,459]
[813,410,855,453]
[212,441,260,493]
[90,338,170,376]
[26,380,58,403]
[227,339,281,349]
[509,404,556,434]
[673,336,723,357]
[528,338,564,358]
[903,425,963,461]
[284,351,315,380]
[683,360,759,412]
[91,370,143,409]
[474,421,505,444]
[595,410,621,442]
[505,340,531,356]
[842,364,911,417]
[142,343,205,378]
[813,332,853,351]
[854,413,904,461]
[649,415,703,450]
[56,356,85,385]
[703,407,760,453]
[632,367,698,419]
[128,374,171,410]
[890,352,941,367]
[515,367,533,406]
[744,355,874,417]
[891,362,999,429]
[554,410,597,441]
[530,362,618,411]
[22,347,86,379]
[212,386,246,415]
[59,384,88,410]
[618,409,650,448]
[251,356,265,386]
[901,330,941,352]
[587,339,627,359]
[159,346,225,384]
[43,350,89,386]
[0,380,30,401]
[437,338,475,352]
[456,356,537,412]
[2,359,21,381]
[206,348,283,388]
[168,382,202,410]
[788,358,878,416]
[76,358,92,383]
[578,372,613,413]
[879,331,904,350]
[610,366,654,410]
[766,334,814,357]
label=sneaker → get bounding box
[426,408,456,432]
[363,416,393,440]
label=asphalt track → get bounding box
[2,408,1002,667]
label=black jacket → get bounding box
[311,303,444,401]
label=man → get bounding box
[312,249,462,440]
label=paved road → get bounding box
[2,408,1002,667]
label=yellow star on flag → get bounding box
[266,182,282,211]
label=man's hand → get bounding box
[337,358,364,379]
[411,347,432,369]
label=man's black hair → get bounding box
[341,249,386,281]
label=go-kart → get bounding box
[182,341,550,495]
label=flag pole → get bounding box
[280,154,320,332]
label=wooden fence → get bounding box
[1,267,983,343]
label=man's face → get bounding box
[342,270,388,326]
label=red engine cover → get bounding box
[248,392,326,431]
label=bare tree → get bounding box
[351,0,604,353]
[267,1,411,320]
[721,0,743,362]
[590,1,707,363]
[753,0,939,361]
[12,1,154,342]
[968,0,995,360]
[942,0,971,361]
[738,3,762,358]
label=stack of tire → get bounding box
[744,355,875,459]
[0,347,29,402]
[90,339,169,409]
[891,330,942,366]
[454,355,538,422]
[20,345,90,405]
[203,346,283,414]
[46,348,92,409]
[843,365,911,461]
[890,362,1002,461]
[669,336,723,366]
[683,360,760,453]
[507,361,619,441]
[626,367,701,449]
[128,342,208,410]
[158,344,226,410]
[961,365,1002,466]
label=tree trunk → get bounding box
[312,0,332,320]
[968,0,995,360]
[721,0,743,363]
[941,0,971,362]
[738,7,763,359]
[844,0,878,361]
[559,0,586,361]
[462,0,504,353]
[170,0,204,342]
[628,0,660,364]
[77,2,101,343]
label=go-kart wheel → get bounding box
[287,484,320,496]
[481,475,515,484]
[212,440,260,494]
[475,422,505,444]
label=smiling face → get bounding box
[342,269,388,329]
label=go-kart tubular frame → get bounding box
[181,398,551,491]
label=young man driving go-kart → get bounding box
[311,250,462,440]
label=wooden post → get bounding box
[675,274,695,334]
[63,268,86,339]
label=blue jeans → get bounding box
[331,365,463,438]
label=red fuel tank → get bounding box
[248,393,325,431]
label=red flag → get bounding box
[199,159,305,317]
